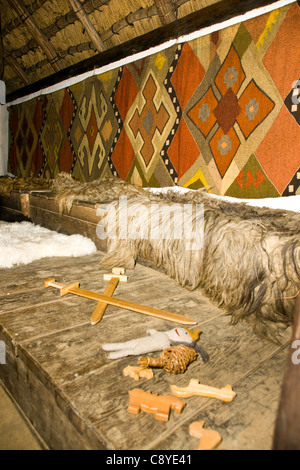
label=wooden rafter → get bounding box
[4,53,29,86]
[154,0,177,25]
[68,0,106,53]
[7,0,283,102]
[7,0,62,72]
[8,4,158,62]
[2,0,49,36]
[3,0,110,37]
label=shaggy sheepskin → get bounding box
[47,173,300,341]
[1,173,299,342]
[0,221,96,268]
[0,175,52,198]
[96,184,300,342]
[49,172,300,214]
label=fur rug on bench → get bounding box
[2,173,300,342]
[41,174,300,341]
[95,186,299,342]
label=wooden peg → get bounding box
[103,266,128,283]
[189,421,222,450]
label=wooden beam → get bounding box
[3,0,111,37]
[7,0,62,72]
[7,0,284,102]
[154,0,177,25]
[4,53,29,86]
[3,0,48,36]
[8,4,157,62]
[68,0,106,53]
[273,288,300,450]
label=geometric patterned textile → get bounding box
[187,42,276,185]
[8,2,300,198]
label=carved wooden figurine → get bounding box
[189,421,222,450]
[123,365,153,381]
[128,388,186,421]
[171,378,236,402]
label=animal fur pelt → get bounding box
[0,175,52,198]
[95,183,300,343]
[50,173,300,341]
[3,173,300,341]
[52,172,149,213]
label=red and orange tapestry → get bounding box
[8,2,300,197]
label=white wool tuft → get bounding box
[0,221,96,268]
[149,187,300,213]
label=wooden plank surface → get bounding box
[154,345,289,450]
[0,250,292,450]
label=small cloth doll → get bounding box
[102,327,209,362]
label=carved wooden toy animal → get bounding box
[189,421,222,450]
[123,365,153,381]
[128,388,186,421]
[170,378,236,402]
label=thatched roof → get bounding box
[0,0,278,101]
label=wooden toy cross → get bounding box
[44,271,196,326]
